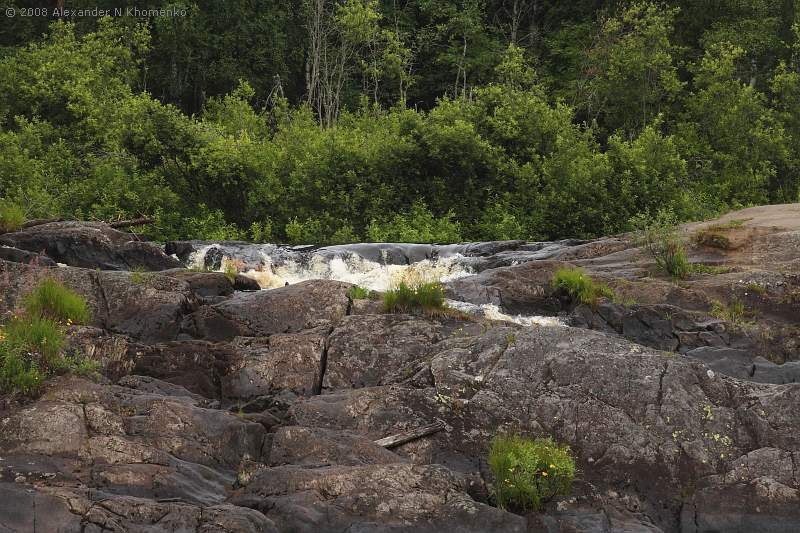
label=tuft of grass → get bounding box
[0,200,26,233]
[710,299,747,324]
[744,282,767,296]
[706,218,749,231]
[383,281,446,315]
[347,285,372,300]
[130,265,148,284]
[221,257,245,283]
[690,264,733,275]
[23,278,90,325]
[693,231,732,250]
[551,267,614,306]
[3,315,65,362]
[488,435,576,512]
[1,279,95,395]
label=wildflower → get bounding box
[549,464,556,468]
[542,471,548,476]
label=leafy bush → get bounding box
[551,267,614,306]
[367,202,462,243]
[23,278,91,324]
[488,435,576,511]
[0,200,26,233]
[633,211,691,280]
[383,281,446,315]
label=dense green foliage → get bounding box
[0,279,95,394]
[0,199,25,233]
[488,435,576,511]
[0,2,798,243]
[551,267,614,306]
[383,281,446,315]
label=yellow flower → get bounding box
[541,471,548,476]
[549,464,556,468]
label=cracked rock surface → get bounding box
[1,207,799,532]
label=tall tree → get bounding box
[574,1,682,137]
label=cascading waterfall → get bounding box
[183,241,564,327]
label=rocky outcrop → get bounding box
[290,324,800,531]
[181,280,352,341]
[1,207,799,532]
[0,221,181,270]
[0,259,196,342]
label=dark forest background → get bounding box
[0,0,798,243]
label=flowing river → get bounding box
[168,240,573,327]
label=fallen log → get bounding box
[108,217,155,229]
[21,217,63,229]
[374,422,444,449]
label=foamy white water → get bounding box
[445,300,564,327]
[190,244,474,291]
[187,242,562,327]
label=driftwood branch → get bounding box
[374,422,444,449]
[21,218,63,229]
[18,217,154,231]
[108,217,155,229]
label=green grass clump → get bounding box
[710,299,747,324]
[347,285,372,300]
[551,267,614,306]
[130,265,148,284]
[23,278,91,324]
[0,200,25,233]
[488,435,576,511]
[1,279,95,395]
[745,282,767,296]
[706,218,749,230]
[690,264,733,275]
[693,231,732,250]
[383,281,446,315]
[3,315,65,361]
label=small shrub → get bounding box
[551,267,614,306]
[0,200,26,233]
[347,285,371,300]
[488,435,576,511]
[23,278,90,324]
[633,211,691,280]
[383,281,446,315]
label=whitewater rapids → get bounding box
[183,242,565,328]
